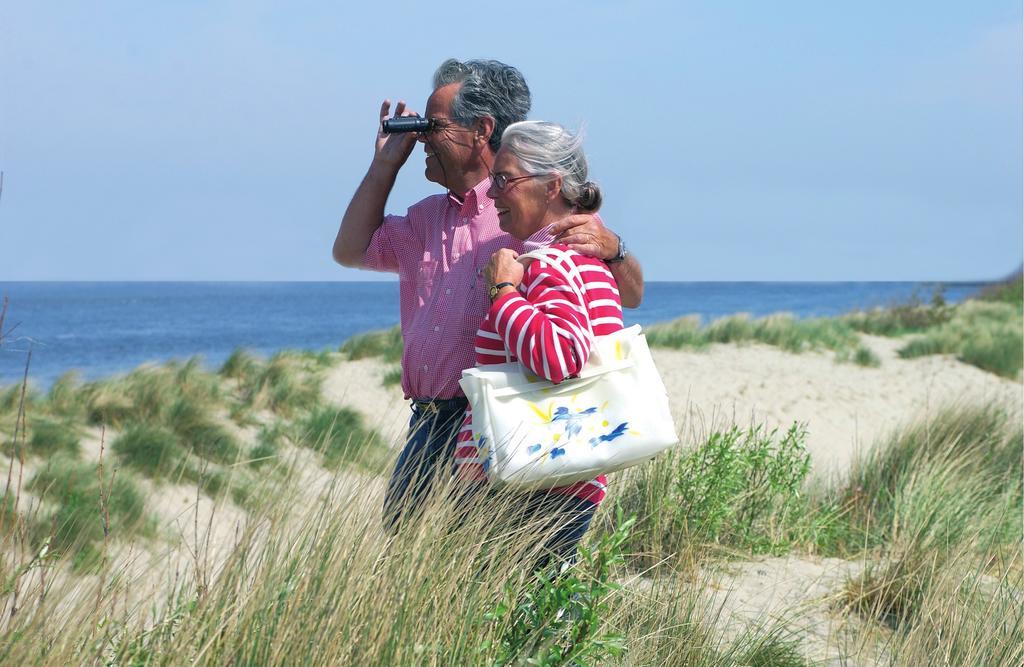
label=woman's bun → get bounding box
[577,181,602,212]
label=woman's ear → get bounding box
[546,174,563,201]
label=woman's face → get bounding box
[486,147,552,241]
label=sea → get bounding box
[0,281,985,389]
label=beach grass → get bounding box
[247,421,286,469]
[339,325,404,362]
[236,352,323,417]
[297,405,386,470]
[820,403,1023,558]
[25,417,80,457]
[897,300,1023,378]
[165,397,240,464]
[382,364,403,386]
[1,401,1021,664]
[644,312,862,357]
[27,453,152,571]
[111,423,185,478]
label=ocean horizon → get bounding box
[0,280,988,388]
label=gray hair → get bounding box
[500,121,603,212]
[432,59,531,152]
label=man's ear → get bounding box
[475,116,496,146]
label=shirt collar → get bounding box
[447,176,495,217]
[522,225,557,253]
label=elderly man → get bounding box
[333,59,644,530]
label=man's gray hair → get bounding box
[432,59,531,152]
[500,121,603,212]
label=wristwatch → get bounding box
[607,234,628,264]
[489,281,515,300]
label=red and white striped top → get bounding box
[454,239,624,505]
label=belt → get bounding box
[411,396,468,414]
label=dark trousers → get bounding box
[455,484,598,573]
[382,397,468,533]
[382,397,597,571]
[517,492,597,573]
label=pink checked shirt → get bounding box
[363,177,524,399]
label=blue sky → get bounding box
[1,1,1021,281]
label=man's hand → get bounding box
[484,249,525,289]
[549,214,618,260]
[549,214,644,308]
[373,99,419,171]
[333,99,418,268]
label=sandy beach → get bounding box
[322,335,1023,476]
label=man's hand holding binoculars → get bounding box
[373,99,419,173]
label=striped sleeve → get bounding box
[488,256,593,384]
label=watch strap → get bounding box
[607,234,627,264]
[488,281,516,300]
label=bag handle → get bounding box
[488,370,604,398]
[484,356,636,398]
[517,247,595,342]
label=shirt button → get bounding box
[478,204,484,210]
[453,252,459,260]
[445,288,452,295]
[462,217,468,223]
[434,326,440,332]
[423,364,429,372]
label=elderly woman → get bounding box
[453,121,623,568]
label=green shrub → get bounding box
[475,515,633,665]
[340,326,404,362]
[111,424,184,478]
[669,424,810,551]
[612,424,811,566]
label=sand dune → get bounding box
[322,336,1023,476]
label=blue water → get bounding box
[0,281,984,388]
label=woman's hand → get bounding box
[484,249,525,289]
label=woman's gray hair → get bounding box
[432,58,531,152]
[500,121,602,212]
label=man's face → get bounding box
[418,83,478,189]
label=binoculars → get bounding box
[381,117,436,134]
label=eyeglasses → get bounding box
[489,172,547,191]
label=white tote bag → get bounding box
[459,247,678,490]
